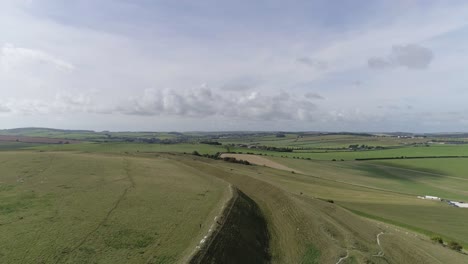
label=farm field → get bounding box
[373,158,468,179]
[228,144,468,160]
[181,154,468,263]
[28,142,226,155]
[1,131,468,263]
[219,133,430,148]
[257,156,468,247]
[0,128,180,142]
[14,138,468,162]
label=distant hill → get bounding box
[0,127,95,134]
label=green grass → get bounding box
[0,151,229,263]
[181,155,467,263]
[28,142,226,154]
[219,134,429,149]
[0,142,40,150]
[301,244,321,264]
[374,158,468,179]
[0,128,180,141]
[228,144,468,161]
[2,137,468,263]
[260,156,468,247]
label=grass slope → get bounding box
[2,141,467,263]
[0,151,229,263]
[175,154,468,263]
[264,156,468,247]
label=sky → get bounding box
[1,0,468,132]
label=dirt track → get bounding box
[219,153,303,173]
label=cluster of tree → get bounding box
[114,137,190,144]
[191,151,220,159]
[431,236,463,252]
[221,157,251,165]
[227,143,293,152]
[276,133,286,138]
[348,144,385,150]
[430,139,468,145]
[356,155,468,161]
[199,141,222,145]
[191,151,251,165]
[255,146,293,152]
[234,152,257,155]
[291,156,311,160]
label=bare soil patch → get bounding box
[220,153,303,173]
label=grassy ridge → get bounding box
[190,189,270,264]
[179,155,468,263]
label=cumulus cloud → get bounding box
[297,57,328,70]
[368,44,434,70]
[0,43,74,72]
[117,88,319,121]
[1,91,103,115]
[0,86,321,122]
[224,91,318,121]
[120,88,219,117]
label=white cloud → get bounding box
[0,91,103,115]
[0,1,467,131]
[117,88,319,121]
[0,43,74,72]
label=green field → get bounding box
[0,151,229,263]
[219,133,429,148]
[265,157,468,246]
[1,131,468,263]
[21,142,225,154]
[224,144,468,160]
[0,128,180,141]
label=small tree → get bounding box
[224,145,231,153]
[448,241,463,251]
[431,236,443,244]
[192,151,200,156]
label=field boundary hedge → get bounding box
[355,156,468,161]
